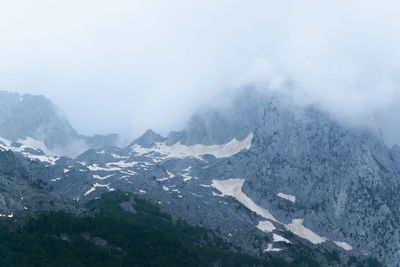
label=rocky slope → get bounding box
[0,91,119,157]
[73,89,400,266]
[0,88,398,265]
[0,149,82,222]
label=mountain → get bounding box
[0,91,119,157]
[74,88,400,265]
[0,190,375,266]
[0,149,83,221]
[0,88,397,266]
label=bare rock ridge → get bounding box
[1,88,400,266]
[0,91,119,157]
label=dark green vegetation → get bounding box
[0,191,382,267]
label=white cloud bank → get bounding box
[0,1,400,144]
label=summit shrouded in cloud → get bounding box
[0,1,400,145]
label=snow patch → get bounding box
[84,183,115,196]
[17,137,54,155]
[106,161,137,168]
[211,179,278,222]
[181,173,192,182]
[87,164,121,171]
[0,137,11,147]
[284,219,326,244]
[273,233,290,243]
[167,170,175,178]
[0,136,59,165]
[263,244,282,252]
[156,170,176,181]
[0,212,13,218]
[212,179,329,246]
[333,241,353,251]
[120,170,137,176]
[212,191,223,197]
[111,153,128,159]
[277,192,296,203]
[180,167,192,182]
[0,136,58,165]
[131,132,253,159]
[93,174,113,180]
[256,220,276,232]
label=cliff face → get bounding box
[0,91,118,157]
[1,88,399,265]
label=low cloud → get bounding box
[0,1,399,145]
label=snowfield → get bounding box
[277,192,296,203]
[131,132,253,159]
[211,178,278,222]
[256,220,276,232]
[284,219,326,244]
[211,178,351,249]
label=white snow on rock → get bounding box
[87,164,121,171]
[263,244,282,252]
[0,212,14,218]
[284,219,326,244]
[51,177,62,182]
[273,233,291,243]
[93,174,113,180]
[181,173,192,182]
[277,192,296,203]
[131,132,253,159]
[0,137,11,147]
[26,154,58,165]
[162,185,169,191]
[0,136,58,165]
[167,170,175,178]
[211,178,278,222]
[17,137,54,155]
[120,170,137,176]
[111,153,128,159]
[333,241,353,250]
[106,161,137,168]
[212,178,331,246]
[156,170,176,182]
[84,183,115,196]
[257,220,276,232]
[179,167,193,182]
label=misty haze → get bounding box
[0,1,399,266]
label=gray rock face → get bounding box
[129,129,165,148]
[0,91,119,157]
[0,92,76,147]
[0,150,83,220]
[70,88,400,266]
[166,88,262,146]
[2,88,400,265]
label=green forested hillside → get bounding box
[0,191,379,267]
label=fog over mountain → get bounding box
[2,2,400,266]
[1,1,399,145]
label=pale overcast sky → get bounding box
[1,1,400,145]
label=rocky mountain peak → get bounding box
[130,129,165,148]
[0,91,119,157]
